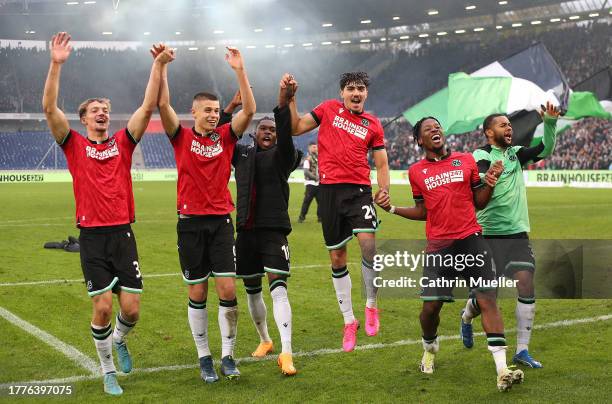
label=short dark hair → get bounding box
[339,72,370,90]
[256,116,275,129]
[308,141,317,146]
[412,116,440,143]
[193,92,218,102]
[483,113,507,135]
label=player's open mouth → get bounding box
[262,135,272,142]
[95,118,107,124]
[504,132,512,141]
[207,120,217,125]
[431,134,442,143]
[351,98,361,104]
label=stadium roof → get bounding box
[0,0,609,43]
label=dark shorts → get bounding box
[177,215,236,284]
[236,229,290,279]
[421,233,496,302]
[79,224,143,298]
[319,184,378,250]
[485,232,535,276]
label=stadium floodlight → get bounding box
[340,40,351,44]
[512,22,523,27]
[588,12,599,17]
[213,30,224,34]
[284,27,292,31]
[360,39,371,43]
[302,42,313,47]
[246,45,256,49]
[143,32,151,36]
[498,1,508,5]
[360,19,372,24]
[283,43,294,47]
[473,27,484,32]
[496,25,503,29]
[437,31,447,36]
[66,1,79,5]
[465,5,476,10]
[550,18,561,22]
[569,15,580,20]
[428,10,439,16]
[25,30,36,34]
[392,16,400,20]
[322,23,333,27]
[454,29,466,34]
[207,46,215,50]
[83,1,96,4]
[418,33,429,38]
[101,31,112,35]
[188,47,198,51]
[321,41,332,45]
[399,35,409,39]
[531,20,542,25]
[254,28,263,32]
[265,44,275,48]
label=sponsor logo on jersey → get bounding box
[332,115,368,140]
[422,168,428,174]
[339,108,344,114]
[190,139,223,158]
[423,169,464,190]
[85,143,119,160]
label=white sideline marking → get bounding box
[0,263,353,287]
[1,313,610,388]
[0,306,99,376]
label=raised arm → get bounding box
[516,102,560,165]
[289,96,319,136]
[225,47,255,137]
[153,45,180,137]
[220,89,242,126]
[275,73,300,170]
[42,32,72,143]
[127,46,174,141]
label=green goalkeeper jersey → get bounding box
[473,115,558,236]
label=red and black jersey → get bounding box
[171,123,237,216]
[310,99,384,186]
[408,151,483,246]
[60,128,137,228]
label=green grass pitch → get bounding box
[0,182,611,402]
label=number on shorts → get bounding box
[132,261,142,279]
[362,204,376,220]
[281,244,290,261]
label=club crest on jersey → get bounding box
[508,155,517,161]
[87,280,93,291]
[452,159,462,167]
[209,133,220,142]
[361,118,369,127]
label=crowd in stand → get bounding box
[0,22,609,116]
[0,21,610,170]
[381,117,612,171]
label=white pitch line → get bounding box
[0,306,99,376]
[0,263,351,287]
[1,313,610,388]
